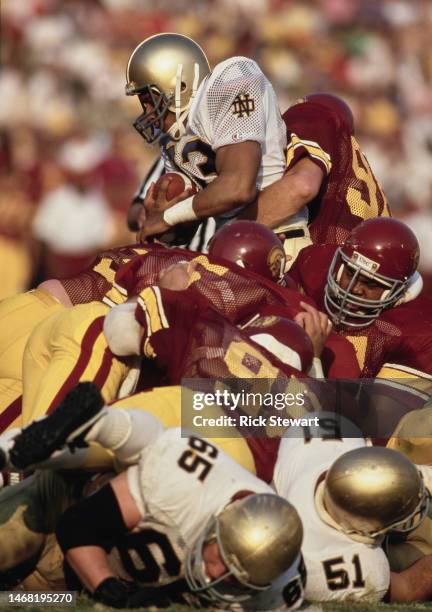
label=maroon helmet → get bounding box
[208,221,286,283]
[244,315,314,373]
[303,93,355,135]
[325,218,420,328]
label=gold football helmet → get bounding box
[185,493,303,604]
[125,33,211,143]
[324,447,430,538]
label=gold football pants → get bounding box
[22,302,129,425]
[0,289,64,431]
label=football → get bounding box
[153,171,199,201]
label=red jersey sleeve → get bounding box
[288,244,336,310]
[59,244,148,305]
[380,296,432,379]
[115,246,196,297]
[283,103,339,176]
[322,331,361,379]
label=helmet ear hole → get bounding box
[180,81,187,92]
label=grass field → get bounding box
[6,600,432,612]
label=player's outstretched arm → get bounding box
[139,141,261,240]
[190,140,261,217]
[390,555,432,601]
[57,473,139,592]
[241,157,324,228]
[57,472,179,609]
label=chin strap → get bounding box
[167,62,201,141]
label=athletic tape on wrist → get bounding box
[163,196,198,226]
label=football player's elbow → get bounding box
[390,556,432,602]
[229,181,258,206]
[290,174,320,204]
[389,571,410,602]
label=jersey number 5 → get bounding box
[178,437,219,482]
[347,137,390,219]
[322,554,365,591]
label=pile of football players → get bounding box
[0,33,431,609]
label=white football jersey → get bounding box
[121,428,304,610]
[158,57,307,250]
[162,57,286,191]
[418,464,432,491]
[273,421,391,603]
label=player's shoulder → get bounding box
[289,244,336,287]
[143,429,271,511]
[95,243,148,262]
[152,429,263,481]
[202,56,268,99]
[297,243,336,266]
[378,295,432,374]
[382,294,432,333]
[210,56,264,80]
[283,102,340,132]
[276,426,366,478]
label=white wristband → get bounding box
[163,196,198,226]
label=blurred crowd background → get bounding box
[1,0,432,298]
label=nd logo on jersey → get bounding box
[231,94,256,118]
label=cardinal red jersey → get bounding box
[283,102,391,245]
[58,243,195,306]
[290,244,432,380]
[132,287,362,480]
[117,252,308,325]
[138,285,314,477]
[134,286,306,383]
[119,251,359,379]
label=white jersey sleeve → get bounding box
[191,57,271,149]
[187,56,287,190]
